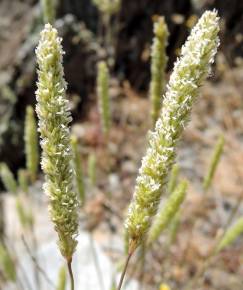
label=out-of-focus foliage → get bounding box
[0,243,16,282]
[203,135,224,191]
[0,86,17,147]
[71,136,85,206]
[92,0,121,15]
[24,106,39,183]
[0,163,17,194]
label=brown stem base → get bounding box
[67,259,75,290]
[116,239,137,290]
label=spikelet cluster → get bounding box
[203,135,224,191]
[0,163,17,194]
[216,217,243,253]
[125,10,220,248]
[24,106,39,182]
[15,197,33,229]
[97,61,111,135]
[147,180,187,245]
[168,211,181,245]
[41,0,56,24]
[0,243,16,282]
[150,16,169,126]
[167,164,179,194]
[92,0,121,15]
[71,136,85,205]
[35,24,79,260]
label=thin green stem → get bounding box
[116,251,133,290]
[123,249,143,289]
[117,240,137,290]
[67,259,74,290]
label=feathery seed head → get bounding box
[24,106,39,182]
[203,135,224,191]
[97,61,111,135]
[153,17,168,41]
[168,211,181,245]
[41,0,56,24]
[216,217,243,253]
[150,16,169,125]
[92,0,121,15]
[125,10,219,248]
[71,136,85,206]
[16,196,34,229]
[35,24,79,260]
[147,180,187,245]
[168,163,179,194]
